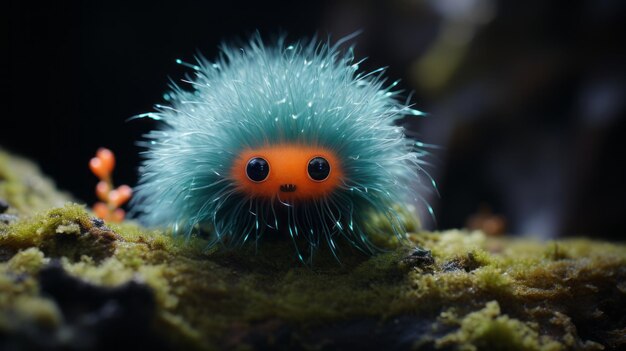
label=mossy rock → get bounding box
[0,149,625,350]
[0,149,72,216]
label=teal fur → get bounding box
[132,35,431,261]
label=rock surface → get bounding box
[0,149,625,350]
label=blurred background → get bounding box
[2,0,625,239]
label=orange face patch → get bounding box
[231,144,343,201]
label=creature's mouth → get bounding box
[279,184,297,192]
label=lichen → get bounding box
[0,150,625,350]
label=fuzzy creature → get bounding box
[132,35,432,261]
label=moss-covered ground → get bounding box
[1,149,625,350]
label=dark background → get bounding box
[2,0,625,239]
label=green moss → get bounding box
[1,203,624,349]
[7,247,48,274]
[437,301,564,351]
[0,149,72,216]
[0,204,119,261]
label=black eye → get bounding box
[246,157,270,182]
[308,157,331,181]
